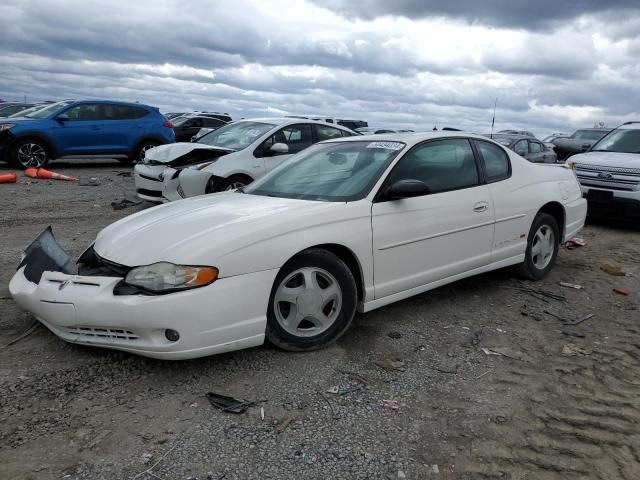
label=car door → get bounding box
[99,104,145,153]
[527,140,548,163]
[253,124,314,178]
[52,103,107,155]
[371,138,495,299]
[512,139,529,160]
[472,139,530,263]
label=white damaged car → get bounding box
[10,132,587,360]
[133,117,355,202]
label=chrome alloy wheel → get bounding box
[531,225,555,270]
[138,143,157,162]
[273,267,343,337]
[224,180,247,190]
[17,143,47,168]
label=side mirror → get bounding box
[56,114,70,122]
[270,142,289,155]
[386,179,430,200]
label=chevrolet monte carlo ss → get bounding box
[10,132,587,359]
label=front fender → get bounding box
[176,168,212,198]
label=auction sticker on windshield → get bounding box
[366,141,404,150]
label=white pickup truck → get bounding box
[571,122,640,220]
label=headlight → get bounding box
[125,262,218,293]
[0,124,16,132]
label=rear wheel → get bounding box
[126,140,160,165]
[515,212,560,280]
[10,139,50,169]
[266,249,357,352]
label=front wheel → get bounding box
[515,212,560,280]
[266,249,357,352]
[10,139,50,169]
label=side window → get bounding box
[340,130,353,137]
[315,124,345,141]
[513,140,528,156]
[63,104,103,121]
[188,117,203,128]
[475,140,511,182]
[386,138,479,194]
[529,141,543,153]
[262,124,313,155]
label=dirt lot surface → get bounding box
[1,161,639,479]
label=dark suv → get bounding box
[0,100,175,168]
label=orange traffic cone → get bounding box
[35,168,76,181]
[24,168,38,178]
[0,172,17,184]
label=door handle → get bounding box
[473,202,488,212]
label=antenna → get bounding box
[490,97,497,139]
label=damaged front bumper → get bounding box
[9,229,273,359]
[162,167,213,202]
[134,164,168,203]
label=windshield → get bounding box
[245,140,405,201]
[8,105,43,118]
[24,100,74,119]
[197,121,275,150]
[591,128,640,154]
[572,130,608,141]
[0,105,30,116]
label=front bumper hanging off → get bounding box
[9,228,273,359]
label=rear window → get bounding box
[475,139,511,182]
[103,105,149,120]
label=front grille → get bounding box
[139,173,162,182]
[575,163,640,176]
[66,326,140,340]
[137,188,163,197]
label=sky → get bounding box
[1,0,640,136]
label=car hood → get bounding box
[571,151,640,169]
[144,142,235,165]
[94,193,345,271]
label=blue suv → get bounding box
[0,100,175,168]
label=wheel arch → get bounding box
[133,135,167,153]
[538,201,565,241]
[284,243,365,303]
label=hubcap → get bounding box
[274,267,342,337]
[531,225,555,270]
[17,143,46,167]
[225,180,247,191]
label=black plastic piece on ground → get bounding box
[206,392,252,414]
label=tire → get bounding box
[515,212,560,280]
[10,138,50,169]
[129,140,160,165]
[266,249,358,352]
[221,174,252,191]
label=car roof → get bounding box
[70,100,156,109]
[321,131,501,147]
[617,122,640,130]
[237,117,353,130]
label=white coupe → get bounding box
[10,132,587,359]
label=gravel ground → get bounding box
[1,160,639,479]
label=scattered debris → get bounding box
[0,172,17,184]
[559,281,583,290]
[495,415,509,424]
[496,328,506,333]
[387,331,402,339]
[1,322,40,349]
[260,406,265,421]
[481,347,528,361]
[562,331,586,338]
[613,287,630,296]
[62,467,77,478]
[520,304,543,321]
[600,264,626,277]
[563,313,594,326]
[78,177,101,187]
[565,237,586,249]
[430,464,440,474]
[382,400,400,412]
[414,344,427,352]
[562,343,592,356]
[294,450,307,460]
[326,386,340,394]
[375,358,406,371]
[206,392,253,414]
[111,196,143,210]
[116,171,132,177]
[503,285,566,302]
[142,452,154,464]
[471,327,485,346]
[543,309,569,322]
[474,369,492,380]
[275,417,293,433]
[481,348,502,356]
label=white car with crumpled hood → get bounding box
[10,132,587,360]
